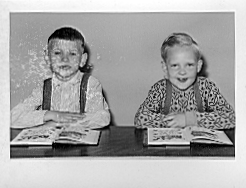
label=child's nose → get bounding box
[62,55,69,62]
[179,67,186,75]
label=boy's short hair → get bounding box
[48,27,85,47]
[161,33,201,62]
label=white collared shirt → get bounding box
[11,72,110,129]
[51,71,82,113]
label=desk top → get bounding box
[10,125,235,158]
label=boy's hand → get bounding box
[44,111,86,123]
[163,113,186,128]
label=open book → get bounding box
[11,125,101,146]
[147,127,233,146]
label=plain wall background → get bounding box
[10,12,235,126]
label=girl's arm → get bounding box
[196,80,235,129]
[134,81,166,129]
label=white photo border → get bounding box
[1,0,246,187]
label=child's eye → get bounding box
[70,52,78,56]
[53,51,61,55]
[187,63,194,67]
[171,64,178,68]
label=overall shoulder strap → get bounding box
[80,73,91,113]
[42,78,52,110]
[162,79,172,115]
[193,78,204,113]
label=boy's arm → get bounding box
[11,83,47,128]
[195,81,235,129]
[81,76,110,129]
[134,82,166,129]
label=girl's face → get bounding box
[47,39,86,81]
[164,45,202,90]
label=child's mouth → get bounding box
[177,78,188,83]
[59,65,71,70]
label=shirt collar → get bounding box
[52,71,82,87]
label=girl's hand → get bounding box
[163,113,186,128]
[44,111,86,123]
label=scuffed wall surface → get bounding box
[10,19,51,108]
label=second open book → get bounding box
[11,125,101,146]
[147,127,233,146]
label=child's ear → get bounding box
[161,61,169,79]
[80,53,88,67]
[197,59,203,73]
[44,48,50,65]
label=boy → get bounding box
[134,33,235,129]
[11,27,110,129]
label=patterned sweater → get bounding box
[134,77,235,129]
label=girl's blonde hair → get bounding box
[161,33,201,62]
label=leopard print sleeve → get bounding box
[134,80,167,129]
[196,78,235,129]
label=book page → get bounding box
[188,127,233,145]
[148,128,190,145]
[55,126,101,145]
[11,126,62,145]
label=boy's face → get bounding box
[46,39,87,81]
[163,45,202,90]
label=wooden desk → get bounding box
[10,126,235,158]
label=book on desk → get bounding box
[10,125,101,146]
[147,127,233,146]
